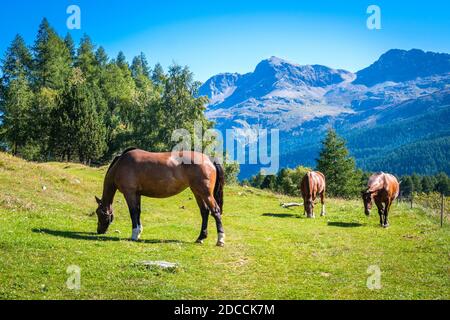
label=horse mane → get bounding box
[106,147,138,175]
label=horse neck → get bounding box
[101,174,117,210]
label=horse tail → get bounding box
[213,162,225,214]
[106,147,138,175]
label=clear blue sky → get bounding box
[1,0,449,81]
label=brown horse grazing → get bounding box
[95,148,225,246]
[300,171,326,218]
[362,172,400,228]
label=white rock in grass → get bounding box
[139,261,179,272]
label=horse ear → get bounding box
[95,196,102,205]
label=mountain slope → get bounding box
[353,49,450,87]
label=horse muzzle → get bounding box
[97,223,110,234]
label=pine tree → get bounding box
[435,172,449,196]
[421,176,435,194]
[95,47,109,68]
[64,33,76,62]
[400,176,414,196]
[152,63,165,86]
[0,77,34,155]
[33,18,72,89]
[261,175,277,190]
[1,35,32,85]
[98,59,136,157]
[316,129,362,198]
[75,35,98,83]
[116,51,128,70]
[131,52,151,79]
[411,173,423,193]
[49,68,106,162]
[0,35,34,156]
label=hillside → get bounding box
[200,49,450,178]
[0,152,449,299]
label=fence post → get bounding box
[441,193,444,227]
[410,195,413,209]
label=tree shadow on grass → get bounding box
[31,228,187,244]
[327,222,363,228]
[262,213,301,219]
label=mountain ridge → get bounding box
[199,49,450,178]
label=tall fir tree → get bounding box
[95,47,109,68]
[75,35,98,84]
[0,35,34,155]
[116,51,128,70]
[64,33,76,63]
[316,129,362,198]
[131,52,150,79]
[1,35,33,85]
[33,18,72,89]
[401,176,414,196]
[152,63,165,86]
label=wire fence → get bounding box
[398,192,449,226]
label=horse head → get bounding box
[361,190,373,216]
[95,196,114,234]
[305,199,314,218]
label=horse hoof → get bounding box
[216,241,225,247]
[383,224,390,228]
[196,239,204,244]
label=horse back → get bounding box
[383,173,400,200]
[368,172,399,201]
[301,171,325,200]
[111,149,216,197]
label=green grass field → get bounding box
[0,152,448,300]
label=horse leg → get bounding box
[194,194,209,244]
[136,194,143,237]
[384,201,391,228]
[302,196,307,216]
[320,192,326,217]
[375,200,384,227]
[204,195,225,247]
[124,191,142,241]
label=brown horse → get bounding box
[300,171,326,218]
[362,172,399,228]
[95,148,225,246]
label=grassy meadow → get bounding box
[0,152,448,300]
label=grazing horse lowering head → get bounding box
[95,196,114,234]
[361,191,373,216]
[304,199,314,217]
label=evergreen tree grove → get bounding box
[0,18,213,166]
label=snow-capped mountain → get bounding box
[199,49,450,177]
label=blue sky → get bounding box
[1,0,449,81]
